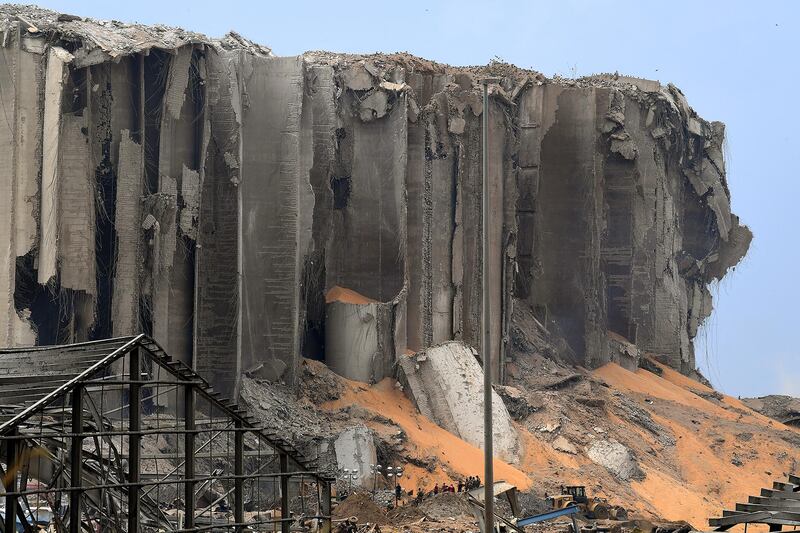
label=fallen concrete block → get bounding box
[586,439,644,481]
[325,286,396,384]
[398,341,520,463]
[334,426,377,488]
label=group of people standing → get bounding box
[463,476,482,491]
[414,475,482,504]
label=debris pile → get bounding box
[333,492,390,526]
[742,395,800,427]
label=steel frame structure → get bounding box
[0,335,332,532]
[710,474,800,532]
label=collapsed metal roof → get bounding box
[0,335,331,532]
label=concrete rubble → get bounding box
[742,395,800,427]
[586,439,645,481]
[398,342,520,462]
[334,426,378,488]
[0,6,750,412]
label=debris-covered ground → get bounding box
[242,299,800,529]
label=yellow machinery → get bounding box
[551,486,627,521]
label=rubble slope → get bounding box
[245,328,798,529]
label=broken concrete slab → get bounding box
[179,165,200,239]
[326,300,380,384]
[111,131,143,336]
[59,113,96,296]
[323,286,401,384]
[552,435,578,455]
[38,45,73,285]
[11,38,41,259]
[164,45,193,120]
[194,45,241,396]
[398,341,520,463]
[0,32,38,347]
[342,63,374,91]
[586,439,644,481]
[334,426,377,488]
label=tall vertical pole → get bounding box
[320,480,332,533]
[279,453,290,533]
[70,386,84,533]
[184,384,196,530]
[128,347,141,533]
[234,421,244,531]
[4,431,18,533]
[481,78,495,533]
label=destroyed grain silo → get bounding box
[0,5,750,395]
[0,4,772,533]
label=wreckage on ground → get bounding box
[0,335,333,531]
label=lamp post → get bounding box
[369,464,382,502]
[481,76,500,533]
[339,468,356,498]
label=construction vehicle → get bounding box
[551,486,627,520]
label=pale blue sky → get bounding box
[41,0,799,397]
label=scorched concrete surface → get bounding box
[0,5,750,400]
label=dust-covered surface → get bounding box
[234,339,800,530]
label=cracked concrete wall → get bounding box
[0,6,750,401]
[333,426,377,488]
[59,113,96,296]
[240,55,307,387]
[154,45,200,367]
[514,78,751,371]
[39,45,72,285]
[112,131,143,336]
[195,46,241,396]
[404,72,507,380]
[0,27,39,346]
[527,86,608,366]
[325,68,407,303]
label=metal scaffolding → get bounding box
[0,335,332,532]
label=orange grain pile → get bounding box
[325,286,378,305]
[322,378,532,491]
[594,362,798,527]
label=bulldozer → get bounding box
[551,486,628,521]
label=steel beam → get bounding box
[4,430,18,533]
[321,481,332,533]
[762,489,800,501]
[234,420,244,531]
[69,386,83,533]
[184,384,195,530]
[280,453,289,533]
[128,347,141,533]
[481,77,495,533]
[517,504,578,527]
